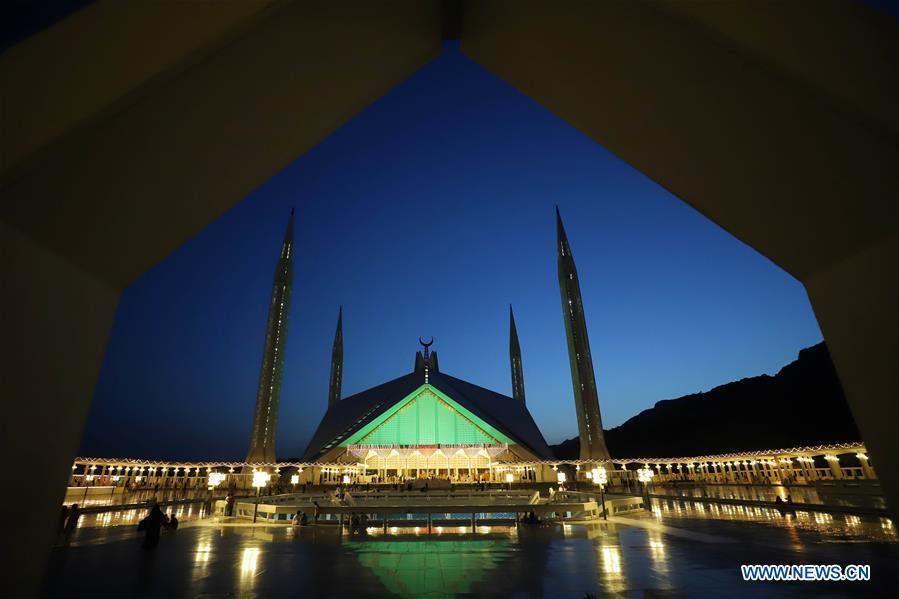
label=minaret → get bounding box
[328,306,343,407]
[246,209,294,464]
[509,305,526,403]
[556,206,611,461]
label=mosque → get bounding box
[245,207,611,484]
[302,338,555,484]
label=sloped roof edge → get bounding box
[301,370,553,460]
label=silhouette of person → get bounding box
[57,505,69,536]
[63,504,81,544]
[168,513,179,530]
[141,504,168,548]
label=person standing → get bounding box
[56,505,70,544]
[63,504,81,544]
[359,512,368,535]
[203,489,213,516]
[57,505,69,533]
[140,504,168,549]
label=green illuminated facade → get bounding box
[342,386,514,447]
[302,344,554,484]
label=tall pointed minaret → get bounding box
[556,206,611,461]
[509,304,526,403]
[328,306,343,407]
[246,209,294,464]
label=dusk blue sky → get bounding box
[80,43,822,461]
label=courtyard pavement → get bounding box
[41,505,898,598]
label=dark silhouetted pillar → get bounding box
[328,306,343,407]
[509,304,526,403]
[246,209,294,464]
[556,207,611,461]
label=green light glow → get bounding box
[347,539,508,597]
[341,385,514,447]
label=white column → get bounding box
[856,453,875,479]
[825,455,844,479]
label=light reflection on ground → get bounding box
[648,497,896,542]
[651,483,887,510]
[63,488,215,508]
[45,502,899,598]
[75,503,209,528]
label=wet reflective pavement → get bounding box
[75,502,210,529]
[650,483,887,510]
[43,506,899,598]
[648,497,897,542]
[64,488,216,508]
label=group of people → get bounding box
[332,487,355,506]
[137,504,179,548]
[348,512,368,534]
[292,501,321,527]
[521,510,541,526]
[774,493,797,516]
[56,504,81,545]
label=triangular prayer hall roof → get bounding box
[302,369,553,461]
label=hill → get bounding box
[550,342,861,460]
